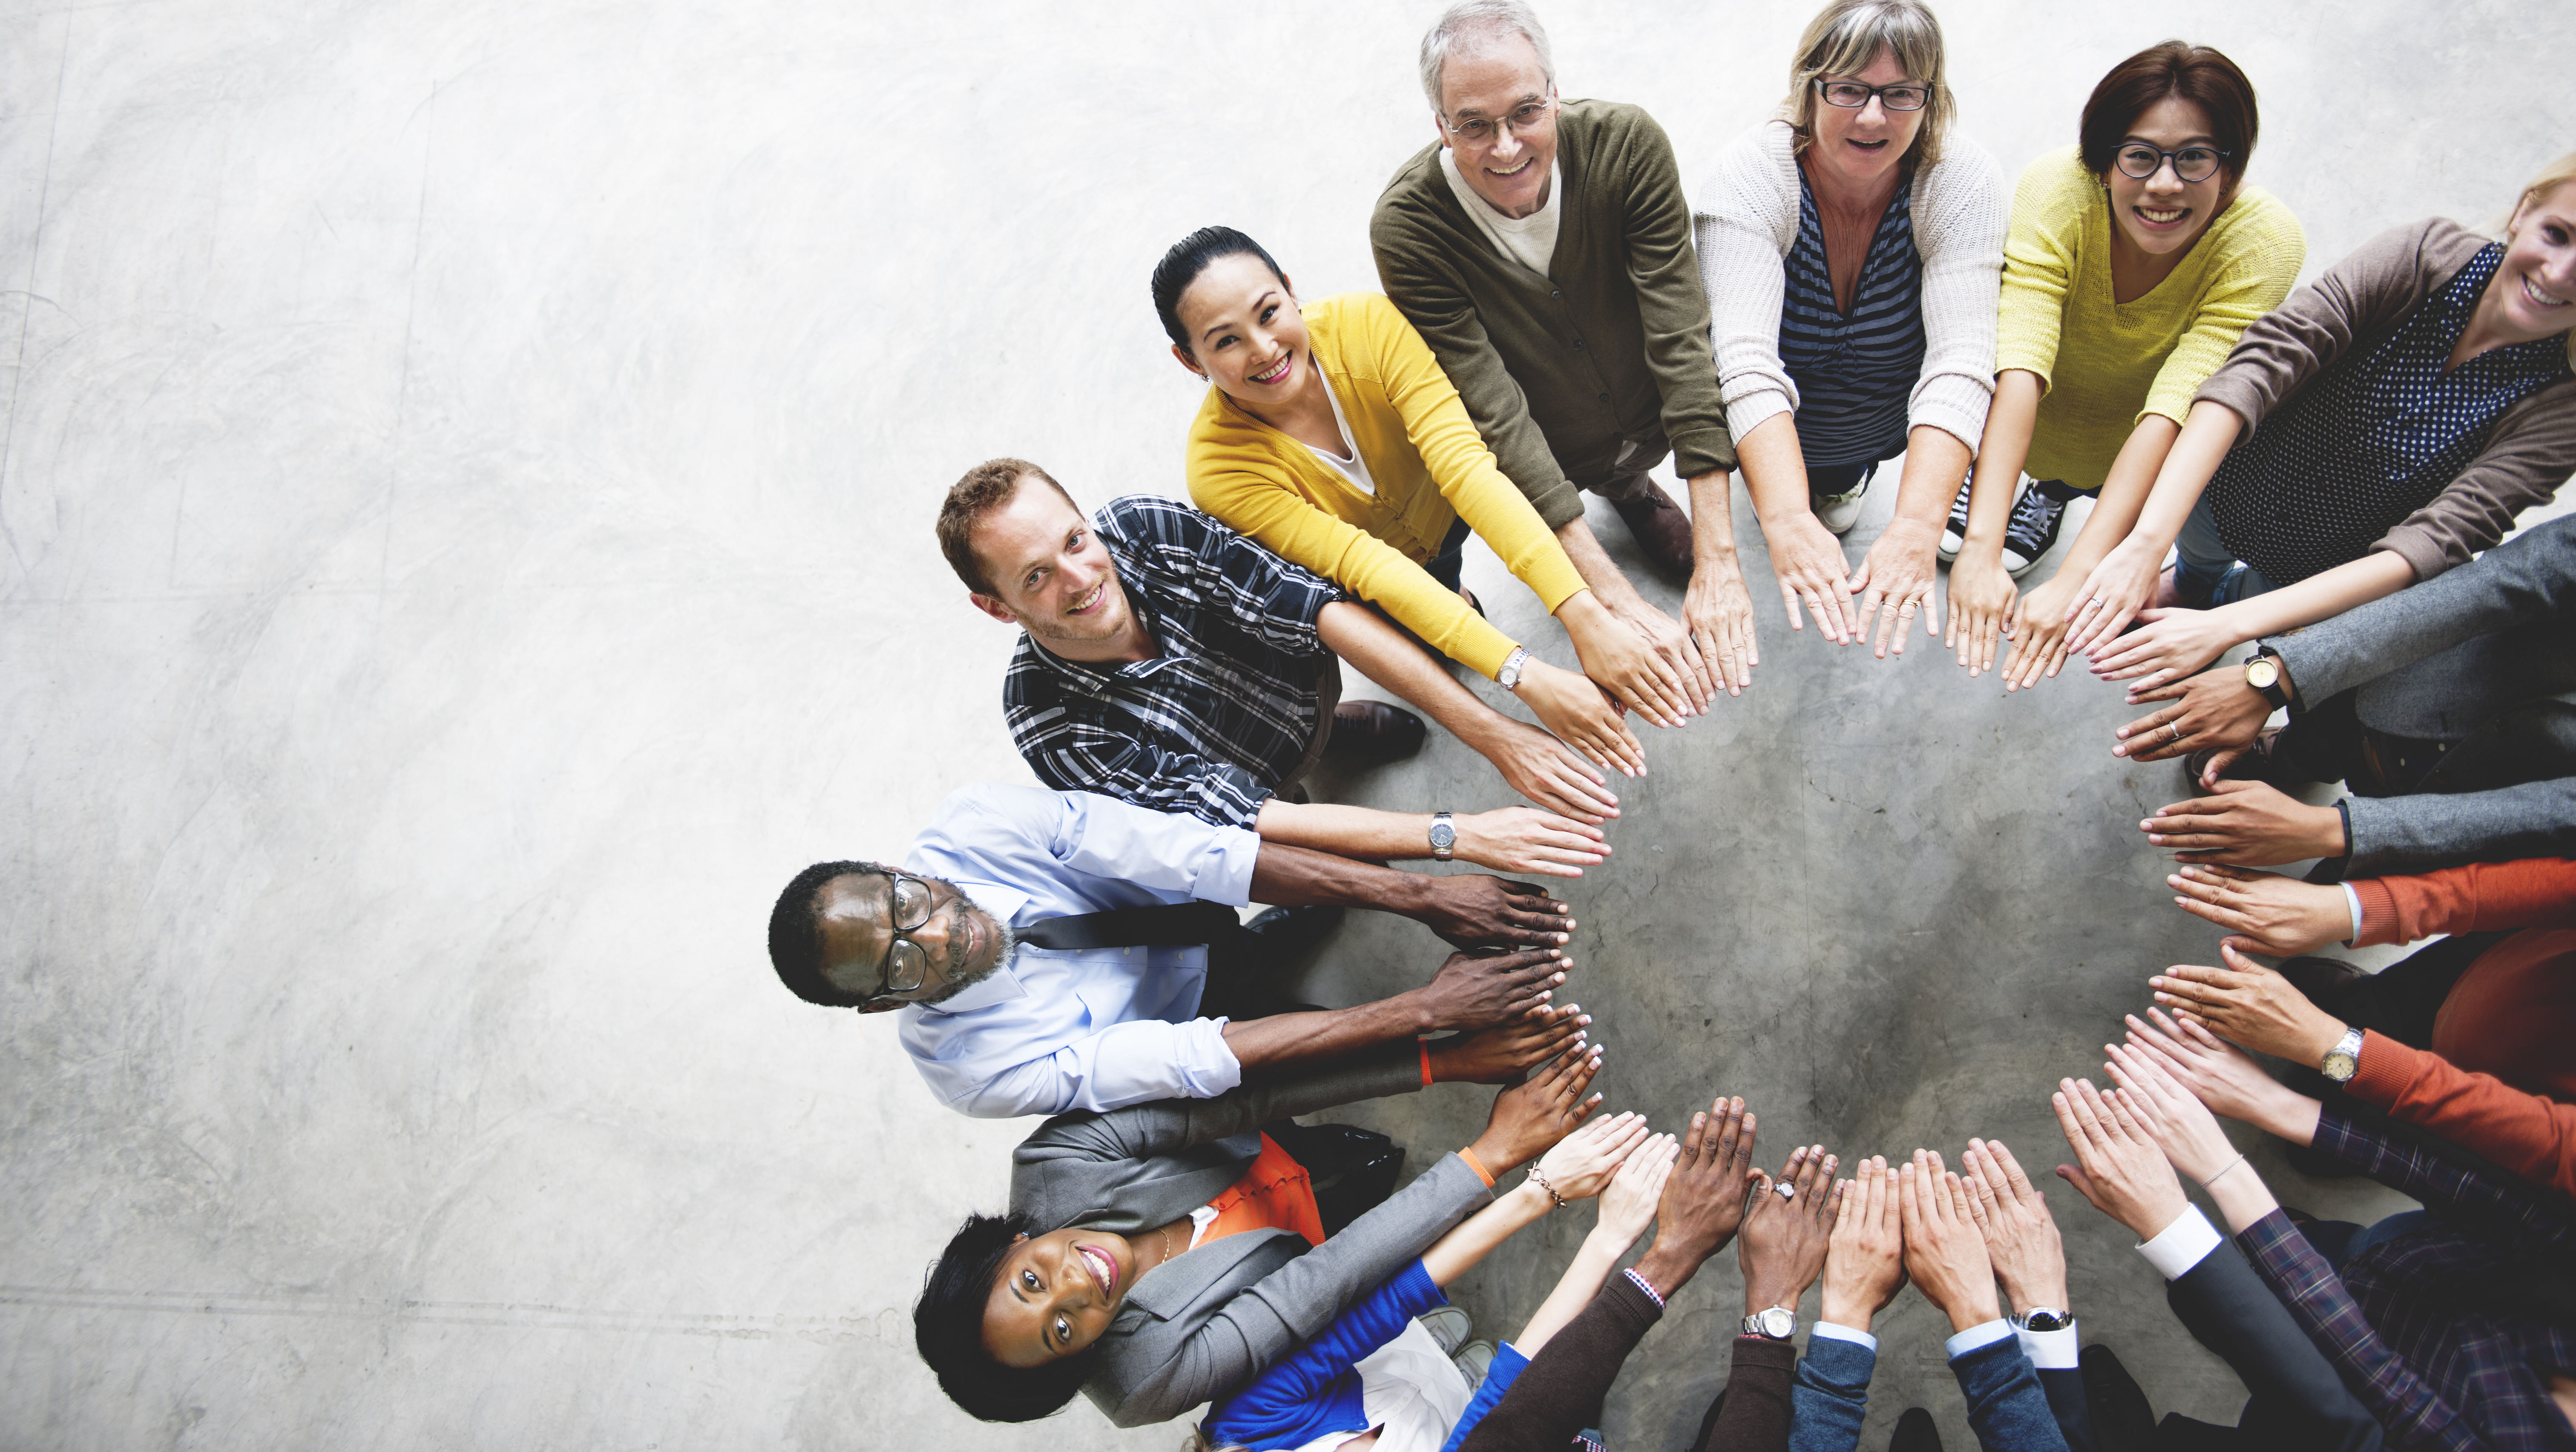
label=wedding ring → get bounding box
[2166,722,2182,742]
[1773,1181,1797,1200]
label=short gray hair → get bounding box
[1781,0,1953,171]
[1419,0,1555,113]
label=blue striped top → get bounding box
[1780,170,1926,469]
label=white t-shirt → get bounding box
[1301,371,1378,497]
[1285,1319,1475,1452]
[1438,148,1563,279]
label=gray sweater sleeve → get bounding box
[2344,776,2576,879]
[2265,515,2576,703]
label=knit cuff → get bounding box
[2351,879,2401,946]
[1719,387,1793,446]
[1909,377,1993,457]
[2343,1030,2415,1111]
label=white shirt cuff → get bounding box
[2134,1204,2223,1281]
[1943,1319,2014,1360]
[2016,1322,2079,1370]
[1810,1321,1877,1352]
[2342,882,2364,945]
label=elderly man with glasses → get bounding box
[765,784,1590,1119]
[1371,0,1752,708]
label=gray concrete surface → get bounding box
[2,1,2567,1448]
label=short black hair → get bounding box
[915,1210,1098,1422]
[2079,40,2259,190]
[1149,226,1286,355]
[766,859,897,1008]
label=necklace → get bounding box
[1155,1223,1176,1266]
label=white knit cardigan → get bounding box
[1692,118,2008,455]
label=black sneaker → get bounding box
[2001,482,2067,578]
[1890,1407,1943,1452]
[1937,478,1973,562]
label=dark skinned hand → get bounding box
[1418,876,1577,950]
[2142,779,2348,867]
[1633,1095,1760,1299]
[1467,1043,1606,1172]
[1741,1144,1839,1315]
[1412,946,1567,1033]
[1427,1002,1592,1084]
[2113,664,2272,780]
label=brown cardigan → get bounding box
[2192,217,2576,582]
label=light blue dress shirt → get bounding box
[896,783,1263,1119]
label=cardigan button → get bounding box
[1550,290,1563,299]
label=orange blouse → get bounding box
[1191,1133,1326,1250]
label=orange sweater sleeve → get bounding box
[2345,1030,2576,1201]
[2349,857,2576,945]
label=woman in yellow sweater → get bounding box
[1153,227,1693,779]
[1942,41,2304,688]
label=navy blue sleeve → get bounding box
[1202,1260,1447,1449]
[1949,1337,2073,1452]
[1789,1335,1876,1452]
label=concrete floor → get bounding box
[3,1,2570,1448]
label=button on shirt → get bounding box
[896,783,1262,1119]
[1004,495,1343,831]
[2210,242,2576,586]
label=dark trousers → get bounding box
[1364,516,1478,667]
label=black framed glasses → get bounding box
[1441,92,1555,146]
[1815,78,1929,112]
[864,871,940,996]
[2113,142,2229,184]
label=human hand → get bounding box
[1741,1145,1839,1316]
[1847,518,1943,659]
[2100,1043,2242,1185]
[1479,717,1622,826]
[1634,1096,1760,1296]
[1943,545,2018,679]
[2122,1008,2323,1147]
[1532,1109,1652,1203]
[1897,1152,2001,1333]
[2143,780,2347,867]
[1427,1001,1590,1084]
[1820,1155,1906,1332]
[1760,510,1856,644]
[1412,945,1567,1032]
[1681,553,1760,697]
[1470,1043,1607,1171]
[1559,594,1695,729]
[2165,865,2350,955]
[1515,659,1647,780]
[2087,606,2239,688]
[2113,666,2271,775]
[1448,807,1609,880]
[2050,1076,2189,1242]
[2149,941,2349,1065]
[1593,1132,1678,1249]
[1417,876,1575,951]
[1604,593,1716,717]
[1998,570,2082,691]
[2059,536,2163,659]
[1960,1139,2067,1315]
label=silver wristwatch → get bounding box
[2012,1308,2070,1333]
[1497,647,1530,692]
[2320,1025,2365,1083]
[1741,1305,1796,1340]
[1429,812,1456,862]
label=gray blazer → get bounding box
[1007,1049,1490,1428]
[2265,514,2576,877]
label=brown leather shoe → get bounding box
[1324,700,1426,765]
[1609,481,1696,578]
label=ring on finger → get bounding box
[2165,721,2182,742]
[1772,1180,1797,1200]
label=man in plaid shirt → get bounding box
[938,458,1624,844]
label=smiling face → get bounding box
[1171,251,1309,406]
[1435,33,1558,219]
[964,476,1138,655]
[982,1227,1137,1367]
[2102,95,2228,260]
[2490,180,2576,343]
[1805,45,1924,197]
[813,871,1008,1010]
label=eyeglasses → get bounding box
[1815,79,1929,112]
[1441,93,1555,146]
[2113,142,2229,184]
[865,871,940,996]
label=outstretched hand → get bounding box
[1740,1145,1839,1316]
[1452,807,1611,880]
[1595,1132,1679,1249]
[1413,945,1565,1033]
[1848,520,1943,659]
[1426,1001,1590,1085]
[2122,1008,2323,1147]
[1960,1138,2067,1317]
[1633,1095,1759,1299]
[2113,663,2272,774]
[1417,877,1576,950]
[1469,1044,1606,1173]
[1898,1151,2000,1334]
[1531,1110,1653,1203]
[2143,780,2347,867]
[2149,941,2349,1065]
[2164,865,2351,956]
[1820,1156,1906,1333]
[2051,1077,2188,1243]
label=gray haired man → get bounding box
[1372,0,1757,705]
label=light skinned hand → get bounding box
[1898,1152,2001,1333]
[1594,1132,1679,1247]
[1847,519,1944,659]
[1453,806,1610,879]
[1943,547,2017,679]
[1531,1110,1652,1201]
[2100,1045,2242,1184]
[2051,1076,2188,1242]
[2150,941,2350,1065]
[1561,596,1696,729]
[2143,779,2347,867]
[1960,1138,2068,1314]
[2089,605,2237,688]
[2124,1009,2323,1148]
[1682,553,1760,696]
[1820,1156,1907,1332]
[1605,593,1716,717]
[1999,569,2083,691]
[1514,658,1647,780]
[2059,536,2163,659]
[2113,665,2272,777]
[1763,511,1857,644]
[1471,1043,1607,1172]
[1481,717,1622,825]
[2165,865,2350,956]
[1740,1145,1840,1315]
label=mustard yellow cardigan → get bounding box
[1995,147,2306,490]
[1186,292,1589,681]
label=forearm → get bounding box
[1734,413,1812,526]
[1959,371,2040,558]
[1887,426,1972,530]
[1221,1000,1435,1077]
[1249,838,1435,917]
[1255,800,1439,865]
[2207,553,2416,650]
[1316,600,1515,749]
[1423,1181,1555,1285]
[2123,400,2242,553]
[1512,1231,1630,1354]
[1630,1238,1714,1302]
[2205,1162,2283,1235]
[1688,469,1743,567]
[2056,414,2182,576]
[1555,518,1649,612]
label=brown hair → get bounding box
[2079,41,2258,194]
[937,458,1077,595]
[1781,0,1954,172]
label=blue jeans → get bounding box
[2173,492,2280,607]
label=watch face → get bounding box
[2246,658,2279,690]
[1757,1306,1795,1338]
[1428,823,1455,852]
[2323,1052,2358,1082]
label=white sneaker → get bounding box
[1452,1339,1496,1392]
[1417,1305,1473,1356]
[1811,469,1872,536]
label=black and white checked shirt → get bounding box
[1004,495,1342,830]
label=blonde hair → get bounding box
[2499,151,2576,369]
[1780,0,1953,172]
